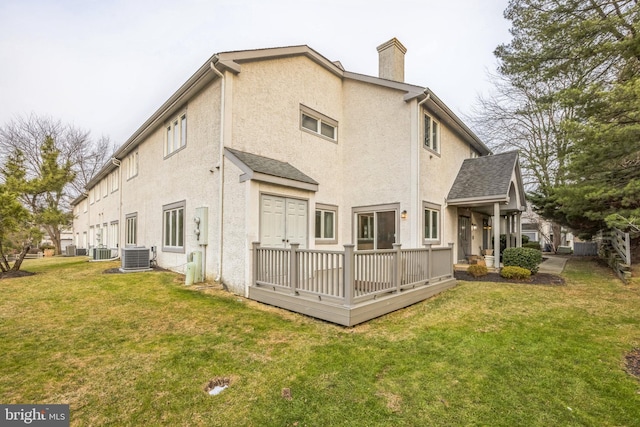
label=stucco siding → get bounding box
[229,56,345,214]
[220,156,249,294]
[420,110,476,248]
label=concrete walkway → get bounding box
[538,255,569,275]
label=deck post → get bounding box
[289,243,300,295]
[624,230,631,266]
[251,242,260,286]
[424,243,432,281]
[393,243,402,293]
[343,244,355,307]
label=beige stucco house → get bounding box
[72,38,526,325]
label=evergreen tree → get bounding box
[0,150,41,272]
[496,0,640,235]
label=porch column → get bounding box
[493,202,500,269]
[506,214,512,249]
[516,212,522,247]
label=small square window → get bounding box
[315,205,337,244]
[302,114,318,132]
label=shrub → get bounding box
[502,247,543,274]
[500,266,531,280]
[523,241,542,251]
[467,264,488,278]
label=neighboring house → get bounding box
[521,209,574,251]
[39,228,73,251]
[72,38,526,324]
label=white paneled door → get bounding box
[260,195,308,248]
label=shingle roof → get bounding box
[225,148,319,185]
[447,151,519,201]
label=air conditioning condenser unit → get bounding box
[121,247,151,271]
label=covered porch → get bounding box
[447,151,528,266]
[248,242,456,326]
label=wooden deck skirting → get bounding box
[249,242,456,326]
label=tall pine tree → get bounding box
[496,0,640,236]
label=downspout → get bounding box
[416,93,430,246]
[210,61,225,283]
[111,158,122,257]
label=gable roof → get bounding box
[85,43,490,190]
[447,151,525,209]
[224,148,318,192]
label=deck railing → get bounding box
[252,242,454,306]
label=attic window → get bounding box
[300,105,338,142]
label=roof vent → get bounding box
[376,38,407,82]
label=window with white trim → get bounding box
[102,223,108,247]
[111,169,119,192]
[423,202,441,242]
[165,112,187,157]
[125,213,137,246]
[127,151,138,180]
[315,204,337,244]
[300,105,337,141]
[424,113,440,153]
[110,221,119,249]
[163,201,185,253]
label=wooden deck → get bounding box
[249,242,456,326]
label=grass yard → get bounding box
[1,256,639,426]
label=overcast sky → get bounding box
[0,0,512,146]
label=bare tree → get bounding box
[467,74,575,249]
[0,114,115,253]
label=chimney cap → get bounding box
[376,38,407,54]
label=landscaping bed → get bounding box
[454,270,565,285]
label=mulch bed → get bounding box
[0,270,36,280]
[626,348,640,380]
[454,270,565,285]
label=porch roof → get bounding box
[446,151,526,212]
[225,147,319,191]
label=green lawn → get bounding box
[1,256,639,426]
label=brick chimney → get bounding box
[376,38,407,82]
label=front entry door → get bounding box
[260,195,308,248]
[458,215,471,262]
